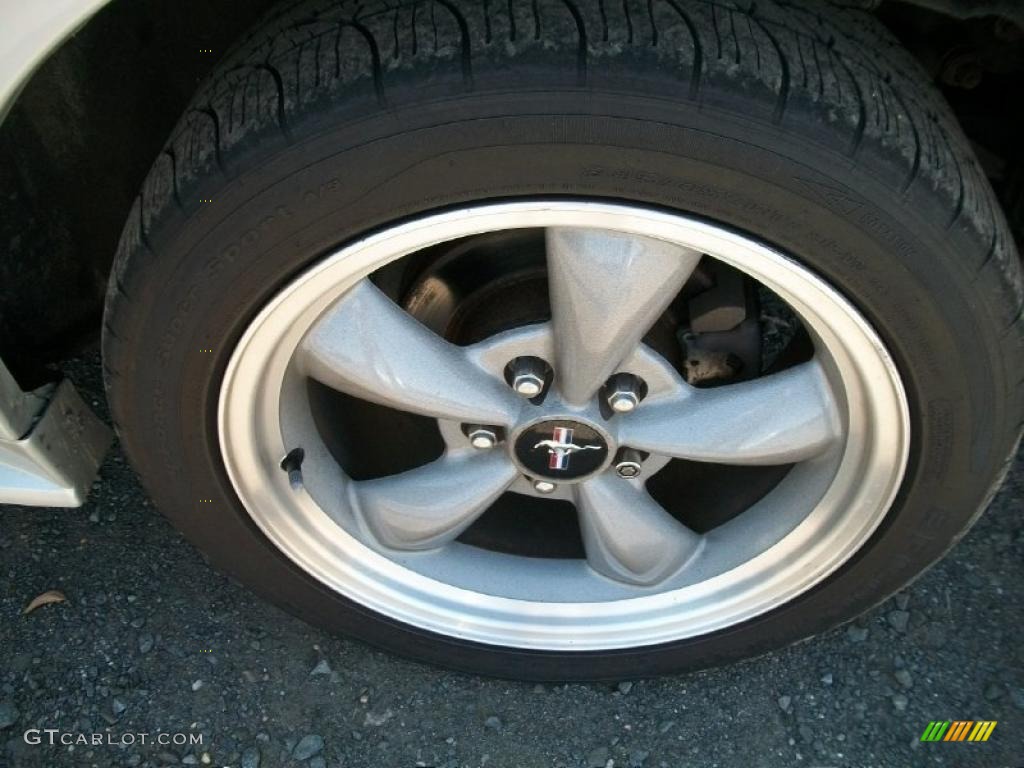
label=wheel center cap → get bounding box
[513,418,611,481]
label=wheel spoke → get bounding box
[349,451,518,550]
[575,474,703,586]
[619,361,841,465]
[546,227,701,405]
[299,279,521,424]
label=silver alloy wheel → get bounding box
[219,201,910,651]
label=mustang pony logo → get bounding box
[534,426,601,470]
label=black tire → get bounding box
[103,0,1023,679]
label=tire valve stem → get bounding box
[280,448,306,490]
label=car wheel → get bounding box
[103,0,1023,679]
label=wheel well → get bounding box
[0,0,278,382]
[0,0,1021,381]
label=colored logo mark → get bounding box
[920,720,997,742]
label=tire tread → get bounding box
[104,0,1024,491]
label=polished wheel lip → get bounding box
[218,200,911,651]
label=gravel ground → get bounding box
[0,353,1021,768]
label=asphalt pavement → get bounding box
[1,353,1021,768]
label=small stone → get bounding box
[309,659,331,676]
[892,694,909,711]
[533,684,545,694]
[240,746,260,768]
[88,510,100,523]
[777,695,792,713]
[138,633,155,654]
[200,753,211,765]
[990,531,1013,550]
[1010,687,1024,711]
[111,698,127,716]
[798,725,814,743]
[846,625,868,643]
[309,758,326,768]
[364,710,393,727]
[484,716,503,731]
[191,680,204,691]
[292,735,324,761]
[617,681,633,695]
[587,746,609,767]
[658,720,676,734]
[820,673,833,685]
[182,756,198,765]
[887,610,910,633]
[628,748,649,768]
[895,593,910,610]
[923,624,946,648]
[894,670,913,689]
[983,682,1005,701]
[0,701,18,729]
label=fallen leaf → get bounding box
[23,590,67,615]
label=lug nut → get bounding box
[514,374,544,397]
[467,426,499,449]
[533,479,557,494]
[609,390,639,413]
[606,373,645,414]
[615,460,642,479]
[508,357,550,398]
[614,448,644,479]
